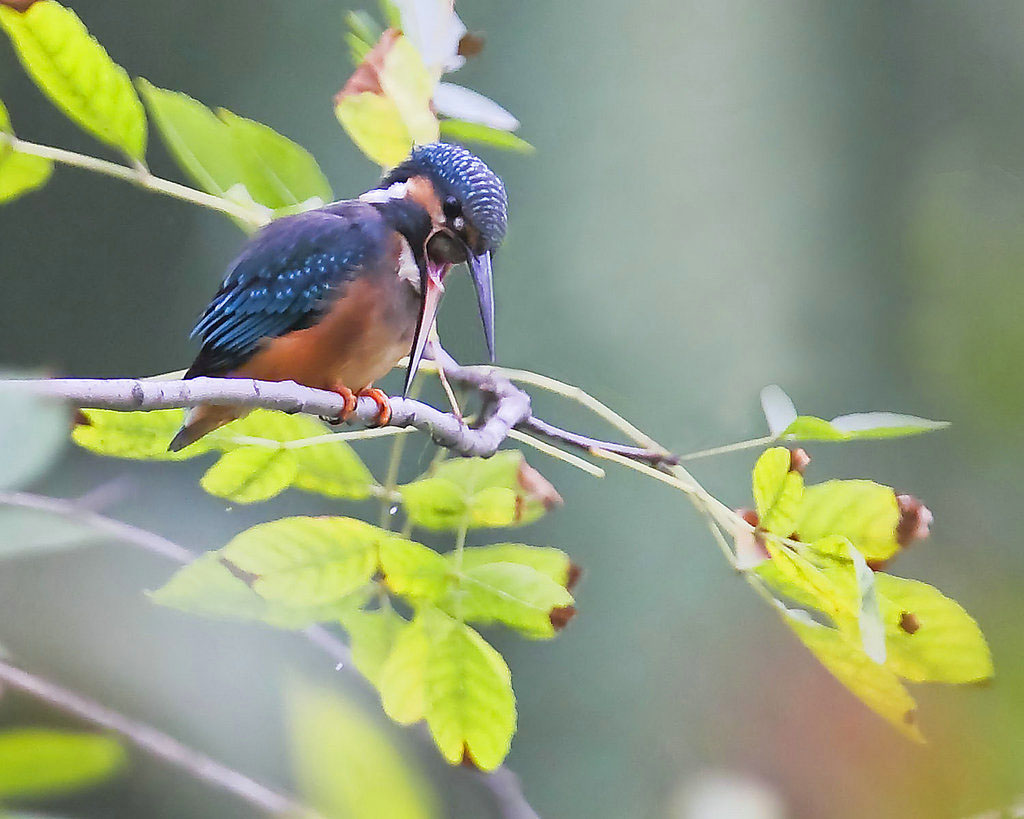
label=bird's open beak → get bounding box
[404,259,446,396]
[468,250,495,362]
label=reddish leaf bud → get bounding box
[788,448,811,475]
[895,494,933,547]
[0,1,40,10]
[566,562,583,592]
[458,31,486,58]
[517,461,563,511]
[737,508,760,529]
[549,605,576,631]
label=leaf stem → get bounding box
[679,435,777,461]
[2,134,269,227]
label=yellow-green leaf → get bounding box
[422,609,516,770]
[400,451,559,531]
[340,605,408,687]
[136,80,251,198]
[218,109,332,211]
[287,679,439,819]
[0,368,69,490]
[875,574,993,684]
[752,447,803,536]
[379,617,431,725]
[458,543,573,587]
[200,447,298,504]
[759,540,848,619]
[73,408,212,460]
[446,562,574,639]
[779,608,924,743]
[0,105,52,202]
[439,119,534,154]
[0,729,125,798]
[796,480,900,562]
[221,517,382,606]
[290,442,375,501]
[336,92,414,168]
[379,537,451,601]
[150,552,364,628]
[335,31,438,168]
[0,1,145,159]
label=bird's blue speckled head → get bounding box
[380,142,508,251]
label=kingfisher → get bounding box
[168,142,508,452]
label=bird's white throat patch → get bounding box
[397,236,420,291]
[359,180,409,204]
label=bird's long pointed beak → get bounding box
[403,262,445,397]
[469,250,495,362]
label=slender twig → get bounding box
[1,135,270,227]
[0,490,539,819]
[679,435,776,461]
[0,658,306,817]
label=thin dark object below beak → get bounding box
[469,250,495,362]
[403,273,444,397]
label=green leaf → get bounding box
[444,562,574,639]
[379,616,431,724]
[287,679,439,819]
[0,729,125,798]
[73,408,211,460]
[150,551,365,628]
[136,81,252,198]
[218,109,332,211]
[458,543,574,587]
[421,608,516,770]
[340,605,408,687]
[289,442,375,501]
[0,507,96,559]
[438,120,534,154]
[200,447,299,504]
[345,11,382,65]
[751,447,803,536]
[74,408,375,500]
[0,369,69,489]
[874,574,993,684]
[796,480,901,562]
[0,2,145,159]
[761,385,948,442]
[336,92,416,168]
[380,537,451,601]
[0,103,52,203]
[221,517,383,606]
[759,539,849,619]
[778,608,924,743]
[400,451,559,531]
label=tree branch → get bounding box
[0,658,306,817]
[0,351,676,467]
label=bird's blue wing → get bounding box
[185,205,389,376]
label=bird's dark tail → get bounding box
[167,405,240,452]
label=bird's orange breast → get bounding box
[232,273,419,391]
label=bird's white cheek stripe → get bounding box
[359,181,409,204]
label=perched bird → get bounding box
[168,142,507,452]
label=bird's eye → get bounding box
[442,196,461,220]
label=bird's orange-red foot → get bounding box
[356,387,392,427]
[324,384,358,425]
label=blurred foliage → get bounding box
[0,729,124,802]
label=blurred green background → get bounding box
[2,2,1023,817]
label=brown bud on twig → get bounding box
[788,448,811,475]
[737,508,760,529]
[895,494,933,547]
[0,1,40,10]
[566,562,583,592]
[549,605,576,631]
[458,31,486,58]
[516,461,563,510]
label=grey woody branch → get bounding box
[0,351,677,466]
